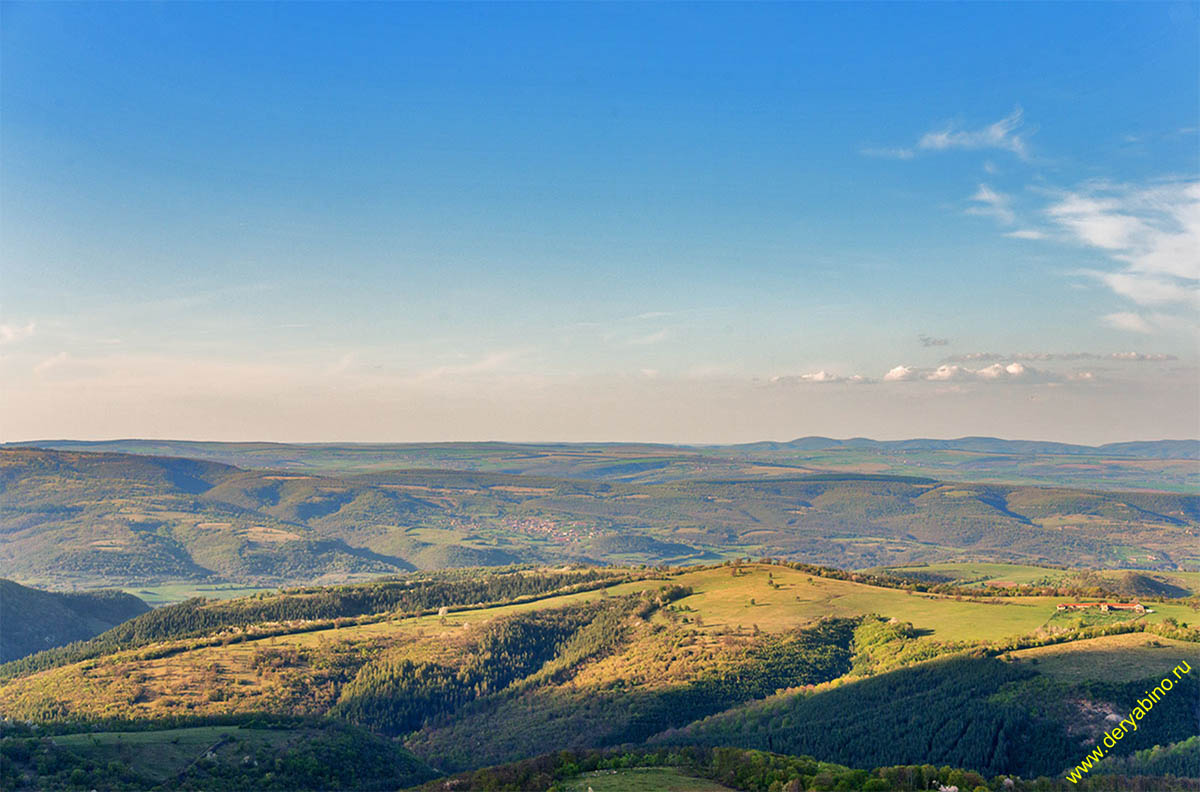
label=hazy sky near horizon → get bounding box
[2,2,1198,444]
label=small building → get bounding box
[1056,602,1146,613]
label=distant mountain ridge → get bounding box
[12,436,1200,459]
[728,436,1200,458]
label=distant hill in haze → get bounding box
[0,579,151,662]
[2,446,1198,590]
[7,436,1199,492]
[729,436,1200,458]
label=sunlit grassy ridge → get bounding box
[1008,632,1199,682]
[879,561,1200,595]
[2,561,1197,783]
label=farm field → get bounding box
[1008,633,1200,682]
[878,562,1200,596]
[560,767,735,791]
[125,583,280,606]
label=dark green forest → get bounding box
[670,655,1200,778]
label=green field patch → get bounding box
[561,767,734,791]
[1007,633,1200,683]
[126,583,280,606]
[1045,608,1143,630]
[52,725,281,782]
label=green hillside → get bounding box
[0,720,435,791]
[2,562,1196,788]
[0,580,150,663]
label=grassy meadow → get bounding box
[560,767,735,791]
[1008,633,1200,682]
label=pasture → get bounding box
[1008,633,1200,683]
[562,767,734,791]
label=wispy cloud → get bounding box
[918,107,1032,159]
[0,321,36,345]
[628,328,669,346]
[918,334,949,347]
[770,371,868,385]
[863,107,1033,163]
[1103,312,1155,334]
[944,350,1176,363]
[33,351,69,376]
[1049,180,1199,307]
[411,350,525,383]
[1005,229,1046,240]
[966,184,1015,225]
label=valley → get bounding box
[2,442,1197,790]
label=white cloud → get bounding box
[1048,180,1200,307]
[0,321,35,345]
[1103,312,1154,334]
[1095,271,1195,305]
[976,362,1038,380]
[1005,229,1046,240]
[883,365,920,382]
[966,184,1015,225]
[1049,194,1148,250]
[770,371,868,385]
[917,107,1031,158]
[883,361,1063,384]
[862,108,1032,163]
[926,364,967,381]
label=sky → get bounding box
[1,2,1198,444]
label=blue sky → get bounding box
[2,2,1197,443]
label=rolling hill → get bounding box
[1,563,1195,790]
[3,448,1200,591]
